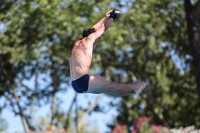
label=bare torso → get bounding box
[70,38,93,80]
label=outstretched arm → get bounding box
[93,38,100,50]
[92,17,108,30]
[92,10,114,30]
[91,17,114,49]
[92,10,120,30]
[103,17,114,31]
[87,10,121,42]
[87,17,113,44]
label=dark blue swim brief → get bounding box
[71,74,90,93]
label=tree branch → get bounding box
[78,94,102,130]
[64,92,77,129]
[50,57,58,128]
[4,93,18,115]
[128,71,137,82]
[11,85,29,133]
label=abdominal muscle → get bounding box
[70,40,93,80]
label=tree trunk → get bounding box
[50,93,57,127]
[11,85,29,133]
[184,0,200,104]
[0,0,3,9]
[7,65,29,133]
[50,53,58,128]
[78,94,102,130]
[65,93,77,129]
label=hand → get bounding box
[105,9,121,18]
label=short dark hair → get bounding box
[82,27,96,38]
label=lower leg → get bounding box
[87,75,146,97]
[104,81,146,97]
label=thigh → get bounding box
[87,75,112,94]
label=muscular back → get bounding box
[70,17,110,80]
[70,38,94,80]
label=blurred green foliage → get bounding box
[112,0,200,130]
[0,0,200,132]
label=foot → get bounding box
[132,81,146,94]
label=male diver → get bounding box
[70,10,146,96]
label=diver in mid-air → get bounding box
[70,10,146,96]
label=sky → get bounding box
[1,86,120,133]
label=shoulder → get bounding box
[78,36,95,45]
[74,38,93,48]
[73,39,82,47]
[85,33,96,43]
